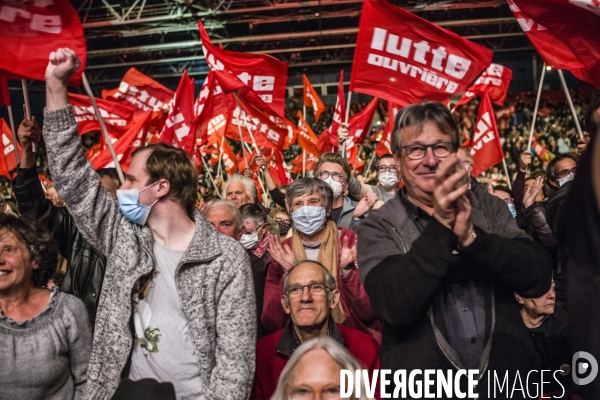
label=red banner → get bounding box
[0,0,86,85]
[0,79,10,107]
[376,102,401,158]
[508,0,600,88]
[328,70,347,148]
[92,111,152,170]
[160,70,196,155]
[455,64,513,107]
[296,111,321,158]
[346,97,380,165]
[350,0,493,105]
[0,118,18,177]
[303,75,326,122]
[198,21,288,115]
[470,93,504,177]
[271,115,300,150]
[292,152,318,175]
[102,67,174,112]
[69,93,136,137]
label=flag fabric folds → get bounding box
[296,111,321,158]
[69,93,136,137]
[376,102,401,158]
[0,118,19,177]
[0,80,10,107]
[303,75,326,122]
[102,67,174,112]
[470,93,504,177]
[455,64,513,107]
[350,0,493,106]
[328,71,347,148]
[0,0,87,85]
[345,97,380,165]
[160,70,196,155]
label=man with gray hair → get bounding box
[251,260,380,400]
[223,174,257,208]
[357,102,552,397]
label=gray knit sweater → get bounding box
[0,289,92,400]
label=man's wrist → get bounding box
[458,225,477,249]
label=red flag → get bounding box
[296,111,321,158]
[268,149,292,186]
[102,68,174,112]
[92,111,152,170]
[68,93,136,137]
[455,64,513,107]
[508,0,600,88]
[198,21,288,115]
[0,79,10,107]
[0,118,18,177]
[291,153,318,175]
[328,71,347,148]
[350,0,493,106]
[470,93,504,177]
[195,71,235,149]
[218,139,238,177]
[303,75,326,122]
[346,98,380,165]
[376,102,401,158]
[270,115,299,150]
[0,0,86,85]
[160,70,196,155]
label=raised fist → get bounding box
[45,48,81,85]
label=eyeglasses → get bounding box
[288,386,341,399]
[377,165,398,173]
[286,283,331,298]
[555,167,576,179]
[318,170,346,183]
[400,142,456,160]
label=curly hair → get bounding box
[0,213,59,287]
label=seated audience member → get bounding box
[240,204,271,264]
[0,214,92,399]
[270,336,370,400]
[270,207,292,240]
[262,178,380,341]
[13,117,120,326]
[515,281,571,397]
[204,200,269,338]
[252,260,380,400]
[314,153,377,230]
[357,102,553,398]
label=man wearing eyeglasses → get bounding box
[357,102,553,398]
[251,260,380,400]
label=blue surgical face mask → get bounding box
[291,206,327,235]
[117,181,159,225]
[504,198,517,218]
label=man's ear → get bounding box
[393,153,402,176]
[514,293,525,305]
[281,295,291,315]
[329,289,341,310]
[157,178,170,198]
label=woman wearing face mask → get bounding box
[262,178,381,343]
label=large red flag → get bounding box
[455,64,513,107]
[0,0,86,85]
[376,102,401,158]
[0,79,10,107]
[292,153,318,175]
[350,0,493,106]
[508,0,600,88]
[328,71,347,148]
[68,93,135,137]
[296,111,321,158]
[303,75,326,122]
[102,68,174,112]
[346,97,380,165]
[470,93,504,177]
[160,70,196,155]
[270,115,300,150]
[198,21,288,115]
[92,111,152,170]
[0,118,18,177]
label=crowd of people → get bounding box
[0,47,599,400]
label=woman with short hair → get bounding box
[0,213,92,400]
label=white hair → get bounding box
[222,174,257,200]
[270,336,369,400]
[203,200,243,232]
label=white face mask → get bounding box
[378,172,398,189]
[239,224,264,250]
[323,176,343,198]
[291,206,327,235]
[557,172,575,187]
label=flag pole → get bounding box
[6,105,19,165]
[200,155,223,199]
[502,158,512,190]
[342,91,352,158]
[302,104,306,177]
[216,134,225,179]
[352,144,362,176]
[21,79,35,153]
[366,149,377,174]
[527,64,546,152]
[557,70,584,140]
[81,73,125,184]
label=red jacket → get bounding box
[260,226,381,342]
[251,322,381,400]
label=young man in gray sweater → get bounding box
[42,48,256,400]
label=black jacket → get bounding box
[357,190,553,399]
[13,166,105,326]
